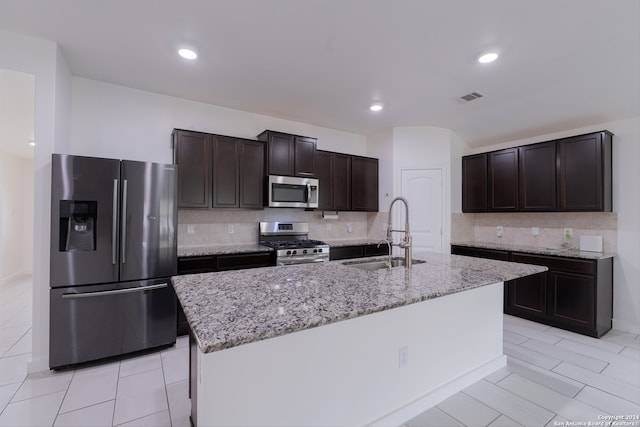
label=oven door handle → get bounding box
[306,183,311,205]
[62,283,168,299]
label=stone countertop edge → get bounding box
[452,241,615,260]
[172,252,547,355]
[177,244,273,257]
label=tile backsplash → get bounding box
[178,209,388,247]
[451,212,617,253]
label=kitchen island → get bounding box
[172,253,547,427]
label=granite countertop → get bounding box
[452,241,615,260]
[172,253,547,354]
[178,244,273,257]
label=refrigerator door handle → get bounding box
[121,179,128,264]
[112,179,118,265]
[62,283,168,299]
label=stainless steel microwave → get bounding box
[267,175,319,208]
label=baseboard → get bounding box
[368,355,507,427]
[27,355,50,374]
[612,318,640,335]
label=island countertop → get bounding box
[172,253,547,354]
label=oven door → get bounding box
[268,175,319,208]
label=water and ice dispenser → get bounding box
[58,200,97,251]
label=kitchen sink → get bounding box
[343,257,426,271]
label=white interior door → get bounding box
[398,169,443,256]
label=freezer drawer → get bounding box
[50,278,176,369]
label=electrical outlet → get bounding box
[496,226,503,238]
[399,346,409,368]
[347,223,353,233]
[227,224,234,234]
[187,225,195,235]
[564,228,572,239]
[531,227,539,236]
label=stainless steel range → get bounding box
[259,222,330,265]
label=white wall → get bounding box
[0,152,33,283]
[70,78,367,164]
[390,127,455,252]
[0,29,72,372]
[468,118,640,334]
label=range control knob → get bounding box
[303,249,308,254]
[292,250,297,255]
[286,250,292,255]
[313,249,318,253]
[317,248,323,253]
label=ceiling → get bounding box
[0,0,638,151]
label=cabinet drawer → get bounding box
[329,246,364,261]
[177,256,216,274]
[511,253,594,275]
[216,252,275,271]
[364,244,389,257]
[451,245,510,261]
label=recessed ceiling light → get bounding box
[178,48,198,60]
[370,104,383,112]
[478,52,499,64]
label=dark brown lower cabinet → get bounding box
[451,245,613,337]
[329,244,390,261]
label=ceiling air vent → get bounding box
[460,92,484,102]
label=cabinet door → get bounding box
[557,132,609,211]
[173,130,211,208]
[519,141,556,211]
[334,154,351,211]
[294,136,317,177]
[547,271,595,331]
[265,132,294,176]
[461,154,487,212]
[315,150,334,210]
[351,157,378,211]
[506,273,547,321]
[212,136,239,208]
[239,139,264,208]
[488,148,518,211]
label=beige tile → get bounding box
[563,212,593,229]
[591,212,617,230]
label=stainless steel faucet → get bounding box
[377,239,392,270]
[387,196,412,268]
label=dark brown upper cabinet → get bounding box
[173,129,264,209]
[462,130,612,213]
[172,129,211,208]
[238,139,265,208]
[557,131,612,212]
[334,153,352,211]
[351,156,378,212]
[315,150,334,210]
[315,150,352,211]
[212,136,265,209]
[257,130,317,178]
[212,135,239,208]
[462,154,487,212]
[488,148,519,211]
[519,141,557,211]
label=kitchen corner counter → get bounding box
[172,252,547,354]
[177,244,273,257]
[452,241,615,260]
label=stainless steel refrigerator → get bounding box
[49,154,178,369]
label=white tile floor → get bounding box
[1,275,639,426]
